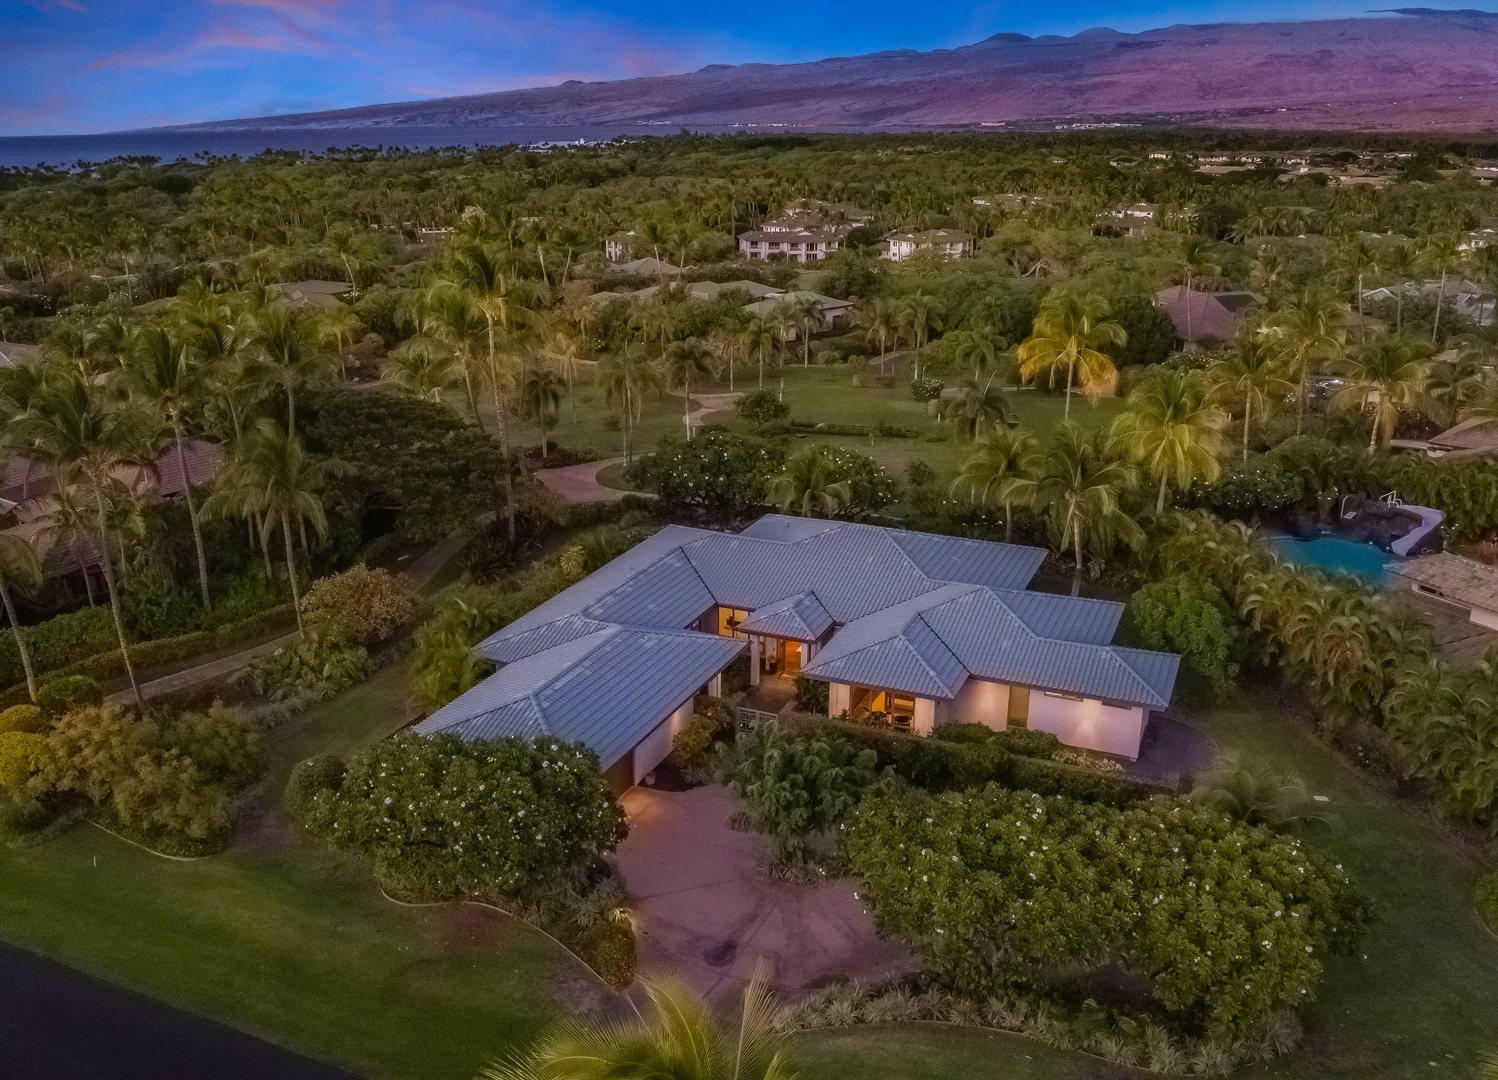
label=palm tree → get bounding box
[1035,425,1142,596]
[0,532,42,702]
[709,325,748,394]
[1191,755,1330,832]
[946,375,1013,442]
[388,339,463,405]
[202,419,351,639]
[1337,233,1381,344]
[598,346,659,467]
[950,427,1041,542]
[767,446,853,518]
[790,293,823,367]
[1112,368,1229,513]
[542,327,585,421]
[252,304,325,431]
[11,373,157,705]
[521,367,566,459]
[1274,285,1344,435]
[448,243,542,542]
[946,323,1008,383]
[902,291,944,381]
[1419,231,1464,344]
[743,315,778,391]
[660,337,714,439]
[1207,334,1294,461]
[1177,236,1222,346]
[862,297,900,371]
[1381,239,1419,332]
[118,324,219,610]
[480,975,794,1080]
[1016,291,1126,420]
[1332,334,1435,450]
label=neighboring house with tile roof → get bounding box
[418,515,1180,787]
[268,280,353,310]
[1154,286,1257,349]
[881,229,974,262]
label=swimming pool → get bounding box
[1267,535,1394,584]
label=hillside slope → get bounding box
[178,10,1498,135]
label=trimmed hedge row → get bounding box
[782,715,1169,807]
[0,605,295,708]
[0,607,117,689]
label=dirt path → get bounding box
[105,525,483,706]
[534,457,646,504]
[613,784,916,1003]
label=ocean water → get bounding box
[0,124,716,168]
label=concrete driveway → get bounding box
[613,785,917,1002]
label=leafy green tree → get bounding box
[1130,574,1240,689]
[119,324,219,610]
[11,372,157,705]
[203,419,352,639]
[1035,425,1142,595]
[767,447,855,518]
[726,725,876,861]
[1331,333,1434,450]
[0,533,42,702]
[481,975,794,1080]
[950,427,1041,542]
[1017,291,1126,420]
[1112,368,1228,513]
[1207,335,1295,461]
[660,336,714,439]
[627,430,783,515]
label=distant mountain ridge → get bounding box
[176,10,1498,135]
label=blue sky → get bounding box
[0,1,1489,136]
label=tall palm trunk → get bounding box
[0,579,37,702]
[1432,269,1448,344]
[1003,500,1013,543]
[286,381,297,433]
[485,321,516,542]
[173,419,211,611]
[1156,473,1169,514]
[93,491,142,708]
[1070,517,1084,597]
[282,517,306,639]
[1242,392,1253,462]
[1063,357,1074,420]
[1295,357,1307,436]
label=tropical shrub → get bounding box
[408,556,584,710]
[38,704,264,854]
[303,564,418,645]
[247,635,375,707]
[1382,650,1498,833]
[735,388,790,425]
[843,785,1369,1041]
[816,445,899,513]
[910,377,945,401]
[1130,574,1241,690]
[0,607,115,691]
[122,576,201,640]
[0,731,48,794]
[1195,460,1299,519]
[724,725,877,860]
[0,705,49,734]
[36,675,103,716]
[793,675,829,714]
[671,712,725,779]
[575,920,636,989]
[292,733,627,905]
[625,430,785,515]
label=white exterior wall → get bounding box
[633,699,695,784]
[946,676,1146,760]
[829,682,850,717]
[912,697,936,735]
[1472,605,1498,631]
[1028,692,1145,761]
[949,677,1011,731]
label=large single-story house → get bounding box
[417,516,1179,789]
[268,280,353,310]
[742,290,855,331]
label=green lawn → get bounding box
[1,643,1493,1079]
[544,363,1125,489]
[0,666,573,1080]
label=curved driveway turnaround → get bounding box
[534,458,640,504]
[613,784,918,1002]
[0,938,360,1080]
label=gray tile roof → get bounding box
[737,591,833,641]
[419,625,745,769]
[433,515,1177,766]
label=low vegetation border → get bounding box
[0,605,296,708]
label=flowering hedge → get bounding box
[626,429,785,514]
[292,734,628,905]
[843,786,1369,1041]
